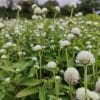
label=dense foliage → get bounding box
[0,13,100,100]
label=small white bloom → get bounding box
[64,67,80,85]
[16,5,22,11]
[59,40,71,48]
[55,6,60,12]
[34,7,42,15]
[32,4,37,9]
[55,76,61,80]
[71,27,81,36]
[42,8,48,14]
[3,42,13,48]
[88,91,100,100]
[76,51,95,65]
[76,87,90,100]
[0,49,6,54]
[1,55,8,59]
[69,2,77,8]
[47,61,57,68]
[5,77,11,82]
[67,34,75,41]
[86,45,92,49]
[32,57,37,61]
[33,45,42,51]
[0,23,4,28]
[32,15,38,20]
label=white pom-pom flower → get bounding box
[33,45,42,51]
[69,2,77,8]
[71,27,81,36]
[76,51,95,65]
[64,67,80,85]
[88,91,100,100]
[59,40,71,48]
[34,7,42,15]
[76,87,90,100]
[47,61,57,68]
[55,6,60,12]
[95,78,100,93]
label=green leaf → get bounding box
[19,78,43,86]
[16,87,39,98]
[11,61,30,71]
[0,65,15,72]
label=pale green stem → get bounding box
[69,84,73,100]
[53,70,59,100]
[39,51,42,79]
[84,65,88,100]
[65,48,69,67]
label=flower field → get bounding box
[0,9,100,100]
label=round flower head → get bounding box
[59,40,71,49]
[42,8,48,14]
[32,4,37,9]
[88,91,100,100]
[34,7,42,15]
[76,87,90,100]
[55,6,60,12]
[47,61,56,68]
[69,2,77,8]
[67,34,75,41]
[33,45,42,51]
[64,67,80,85]
[0,23,4,28]
[16,5,22,11]
[76,51,95,65]
[95,78,100,93]
[71,27,81,36]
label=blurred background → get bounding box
[0,0,100,18]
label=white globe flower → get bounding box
[47,61,57,68]
[32,4,37,9]
[16,5,22,11]
[32,57,37,61]
[33,45,42,51]
[64,67,80,85]
[1,55,8,59]
[0,23,4,28]
[3,42,13,48]
[5,77,11,82]
[55,6,60,12]
[69,2,77,8]
[76,51,95,65]
[76,87,90,100]
[0,49,6,54]
[95,78,100,93]
[59,40,71,48]
[34,7,42,15]
[42,8,48,14]
[71,27,81,36]
[32,15,38,20]
[67,34,75,41]
[88,91,100,100]
[86,45,92,49]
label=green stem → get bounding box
[70,7,74,20]
[53,71,58,100]
[39,51,42,79]
[69,84,72,100]
[84,65,88,100]
[65,48,69,67]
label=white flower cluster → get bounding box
[76,87,100,100]
[64,67,80,85]
[76,51,95,65]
